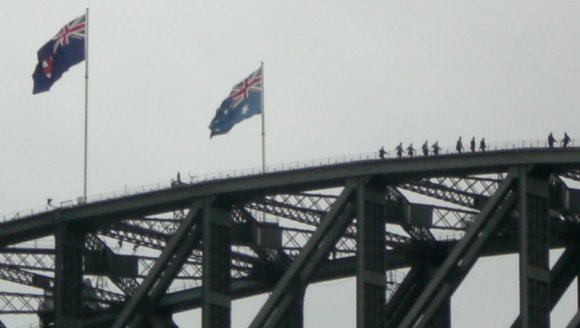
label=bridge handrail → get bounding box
[0,138,575,223]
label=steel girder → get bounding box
[202,201,232,328]
[355,180,387,327]
[511,245,580,327]
[249,183,357,327]
[385,265,430,327]
[246,193,336,227]
[0,247,202,281]
[54,224,85,327]
[112,201,206,328]
[84,233,140,295]
[0,292,47,314]
[0,150,579,327]
[0,249,54,271]
[0,264,52,290]
[400,176,500,209]
[398,171,518,327]
[518,169,551,327]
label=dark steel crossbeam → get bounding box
[431,205,478,230]
[107,221,170,249]
[233,207,292,278]
[124,216,182,235]
[385,265,429,327]
[0,264,52,290]
[249,183,357,328]
[246,193,335,227]
[0,249,54,271]
[85,233,140,295]
[401,176,499,209]
[0,292,47,314]
[112,201,205,328]
[399,171,518,327]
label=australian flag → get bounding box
[209,67,263,138]
[32,14,86,94]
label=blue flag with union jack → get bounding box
[209,67,263,138]
[32,14,86,94]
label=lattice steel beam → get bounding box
[246,193,336,227]
[399,171,517,327]
[85,234,140,295]
[401,176,500,209]
[0,264,52,290]
[112,201,205,328]
[249,184,356,328]
[0,249,54,271]
[0,292,47,314]
[431,206,478,231]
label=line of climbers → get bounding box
[378,132,573,159]
[548,132,572,148]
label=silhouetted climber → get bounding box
[171,172,183,187]
[562,132,572,148]
[422,141,429,156]
[396,143,404,158]
[379,146,387,159]
[431,141,441,156]
[456,137,464,153]
[548,132,556,148]
[479,138,486,152]
[470,137,476,152]
[407,143,415,157]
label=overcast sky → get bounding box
[1,1,579,327]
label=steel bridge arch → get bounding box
[0,148,579,327]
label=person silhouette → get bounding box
[407,143,415,157]
[431,141,441,156]
[379,146,387,159]
[479,138,486,152]
[562,132,572,148]
[456,137,464,153]
[422,141,429,156]
[396,143,404,158]
[470,137,476,152]
[548,132,556,148]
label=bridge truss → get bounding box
[0,149,579,327]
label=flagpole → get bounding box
[260,61,265,173]
[83,8,89,202]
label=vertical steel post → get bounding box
[356,179,386,327]
[518,168,550,328]
[202,200,232,328]
[54,224,84,327]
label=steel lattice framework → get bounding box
[0,148,579,328]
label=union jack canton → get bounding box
[209,67,263,138]
[32,14,86,94]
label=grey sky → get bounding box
[0,1,578,326]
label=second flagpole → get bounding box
[83,8,89,202]
[260,61,265,173]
